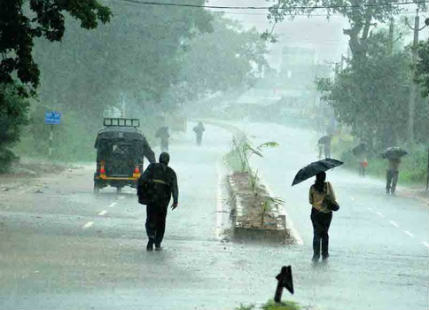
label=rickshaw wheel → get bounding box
[93,183,100,194]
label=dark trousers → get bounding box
[386,169,399,194]
[146,204,168,245]
[196,134,202,146]
[160,139,168,152]
[311,208,333,257]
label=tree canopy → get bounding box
[0,0,111,95]
[318,30,429,150]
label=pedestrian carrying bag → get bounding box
[323,182,340,212]
[137,179,155,205]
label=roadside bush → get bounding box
[262,300,301,310]
[0,83,30,172]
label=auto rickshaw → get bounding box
[94,118,152,193]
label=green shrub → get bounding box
[262,299,301,310]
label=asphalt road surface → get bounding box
[0,121,428,310]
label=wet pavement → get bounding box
[0,121,428,310]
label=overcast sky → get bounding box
[206,0,428,69]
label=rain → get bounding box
[1,1,429,310]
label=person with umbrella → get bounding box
[382,147,408,195]
[292,158,342,262]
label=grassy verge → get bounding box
[234,300,301,310]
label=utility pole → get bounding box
[405,9,425,145]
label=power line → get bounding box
[113,0,429,10]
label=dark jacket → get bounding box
[142,137,156,164]
[139,163,178,205]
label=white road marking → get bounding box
[109,202,117,208]
[83,221,94,229]
[376,211,385,218]
[119,196,125,200]
[422,241,429,249]
[367,207,373,211]
[98,210,107,216]
[389,220,399,228]
[403,230,414,238]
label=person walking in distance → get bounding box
[309,172,336,262]
[138,152,178,251]
[386,158,401,195]
[156,126,170,152]
[193,121,205,146]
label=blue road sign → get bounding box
[45,111,61,125]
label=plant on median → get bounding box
[260,196,285,227]
[235,304,255,310]
[262,300,301,310]
[227,136,278,173]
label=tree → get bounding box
[168,14,268,105]
[0,0,111,95]
[33,0,212,117]
[0,0,111,171]
[0,83,29,172]
[415,39,429,97]
[318,30,429,150]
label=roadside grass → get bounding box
[234,300,301,310]
[331,134,428,186]
[224,147,244,172]
[262,300,301,310]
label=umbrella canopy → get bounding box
[382,147,408,159]
[352,143,367,156]
[318,135,331,144]
[292,158,343,186]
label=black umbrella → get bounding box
[381,147,408,159]
[352,143,367,156]
[292,158,343,186]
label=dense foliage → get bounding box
[0,0,111,94]
[173,15,268,104]
[0,0,111,170]
[0,84,30,172]
[318,30,429,151]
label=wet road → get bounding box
[239,122,429,310]
[0,121,428,310]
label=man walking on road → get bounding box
[386,158,401,195]
[138,152,178,251]
[156,126,170,152]
[193,121,205,146]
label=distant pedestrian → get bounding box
[309,172,335,262]
[156,126,170,152]
[318,135,332,159]
[352,143,368,177]
[386,158,401,195]
[138,152,178,251]
[193,121,205,146]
